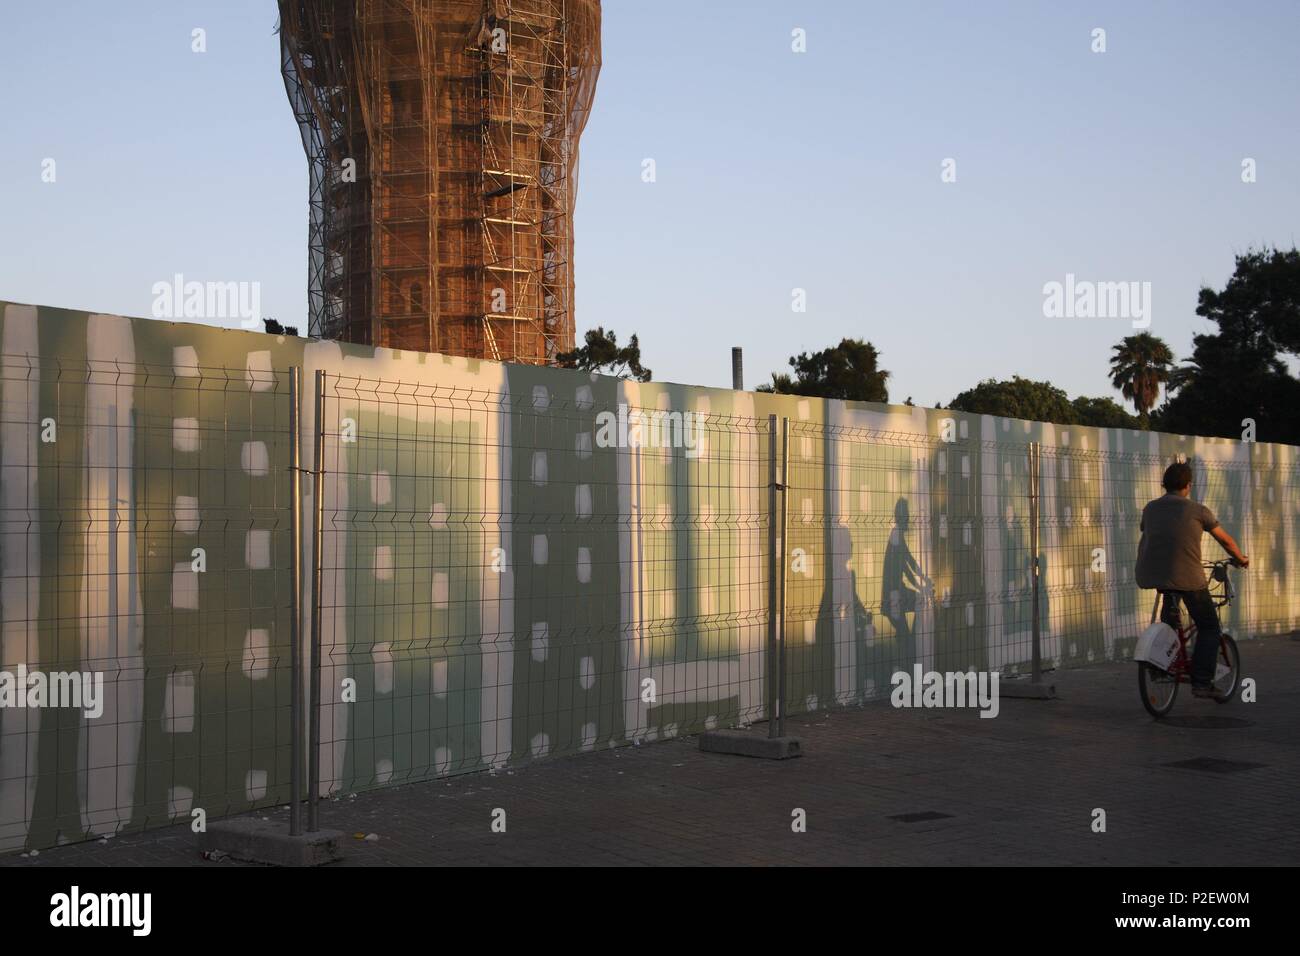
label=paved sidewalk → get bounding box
[6,638,1300,867]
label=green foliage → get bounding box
[1109,332,1174,424]
[757,338,889,402]
[1155,248,1300,444]
[946,377,1141,429]
[947,376,1074,424]
[741,252,1300,446]
[556,326,651,382]
[1070,395,1142,429]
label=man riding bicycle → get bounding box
[1136,462,1249,697]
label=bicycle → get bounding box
[1135,559,1242,718]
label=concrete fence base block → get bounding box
[200,818,344,867]
[999,679,1057,699]
[699,729,804,759]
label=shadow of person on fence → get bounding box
[846,551,877,700]
[881,496,924,672]
[815,525,876,702]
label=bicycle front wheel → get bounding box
[1213,634,1241,703]
[1139,663,1179,718]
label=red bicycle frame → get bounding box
[1153,560,1235,685]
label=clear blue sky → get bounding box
[2,1,1298,407]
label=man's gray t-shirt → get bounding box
[1135,493,1219,591]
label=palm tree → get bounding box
[1109,333,1174,426]
[1165,360,1200,395]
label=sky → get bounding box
[2,0,1298,407]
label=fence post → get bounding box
[288,367,303,836]
[308,369,326,832]
[1002,439,1055,698]
[767,415,790,739]
[698,412,802,757]
[1029,440,1041,684]
[767,414,778,735]
[777,416,790,738]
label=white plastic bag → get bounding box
[1133,621,1180,671]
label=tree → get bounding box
[1196,247,1300,357]
[1155,248,1300,444]
[1165,359,1199,396]
[1108,332,1173,425]
[757,338,889,402]
[1069,395,1141,429]
[262,317,299,336]
[556,327,651,382]
[945,377,1141,429]
[946,377,1074,424]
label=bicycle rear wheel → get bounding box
[1212,634,1241,703]
[1139,663,1179,717]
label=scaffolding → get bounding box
[278,0,601,362]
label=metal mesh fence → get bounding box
[311,373,1300,799]
[0,355,297,851]
[313,372,773,793]
[4,350,1298,843]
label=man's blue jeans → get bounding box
[1160,589,1221,685]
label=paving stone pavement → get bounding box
[5,638,1299,867]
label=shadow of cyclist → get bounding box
[881,497,923,671]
